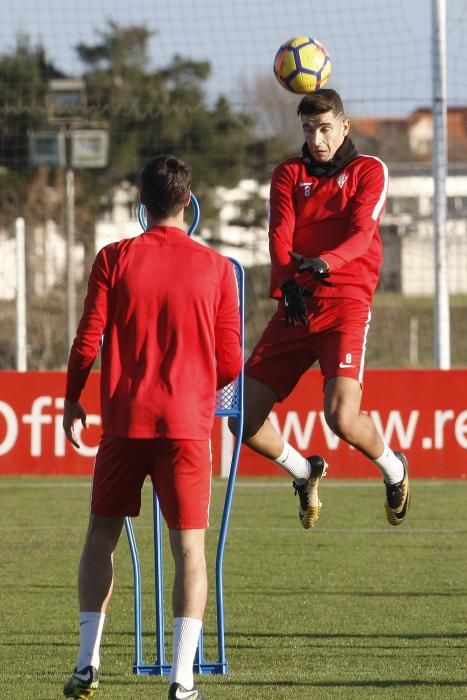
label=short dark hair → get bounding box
[140,154,192,219]
[297,88,345,118]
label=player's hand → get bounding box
[63,399,87,449]
[280,279,312,327]
[289,251,333,286]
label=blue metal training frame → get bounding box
[124,195,244,675]
[137,193,201,237]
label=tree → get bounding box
[75,21,269,232]
[0,34,64,171]
[0,23,286,368]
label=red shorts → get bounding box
[90,435,212,529]
[245,297,371,400]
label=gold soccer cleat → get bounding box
[168,682,207,699]
[293,455,328,529]
[384,452,410,526]
[63,666,99,699]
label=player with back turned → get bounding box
[229,88,410,528]
[62,154,242,700]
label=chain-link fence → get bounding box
[0,0,466,368]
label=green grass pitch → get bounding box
[1,476,466,699]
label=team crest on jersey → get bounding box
[299,181,313,197]
[336,173,348,188]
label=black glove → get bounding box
[289,251,333,286]
[280,279,312,327]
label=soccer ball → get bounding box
[273,37,331,94]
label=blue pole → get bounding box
[124,517,144,671]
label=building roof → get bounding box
[352,107,467,149]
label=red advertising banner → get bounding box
[0,370,466,478]
[0,371,223,477]
[0,372,102,476]
[238,369,467,479]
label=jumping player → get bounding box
[229,88,409,529]
[62,155,242,700]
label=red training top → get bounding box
[268,154,389,303]
[66,226,242,439]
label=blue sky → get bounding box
[1,0,467,116]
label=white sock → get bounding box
[373,444,404,484]
[169,616,202,690]
[76,612,105,672]
[274,442,311,483]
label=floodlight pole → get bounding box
[431,0,450,369]
[65,166,77,351]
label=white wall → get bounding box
[1,171,466,299]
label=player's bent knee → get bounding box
[228,414,264,442]
[228,414,255,440]
[241,419,265,442]
[324,410,356,444]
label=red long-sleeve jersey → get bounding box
[66,226,242,439]
[268,154,389,303]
